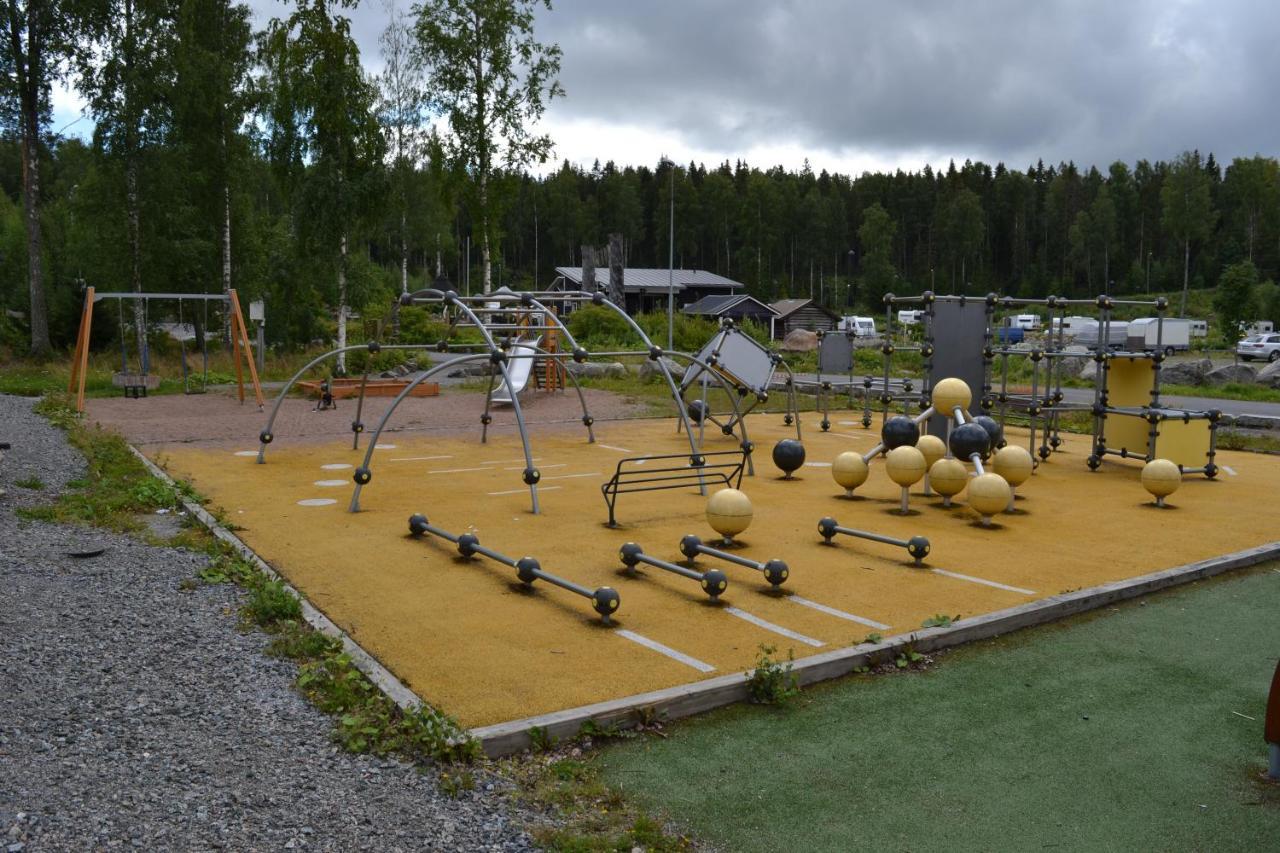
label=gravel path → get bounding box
[0,395,540,851]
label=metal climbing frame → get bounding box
[679,322,802,443]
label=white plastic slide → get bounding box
[490,339,540,404]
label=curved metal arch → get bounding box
[477,340,596,444]
[256,343,432,463]
[662,350,756,475]
[347,351,543,513]
[566,291,706,470]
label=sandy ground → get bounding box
[142,407,1280,730]
[85,386,652,447]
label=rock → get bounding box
[1058,345,1091,376]
[1159,358,1212,386]
[1229,413,1280,430]
[1256,359,1280,388]
[780,329,819,352]
[445,364,491,378]
[1204,363,1256,386]
[638,356,684,383]
[1078,359,1101,382]
[565,360,625,379]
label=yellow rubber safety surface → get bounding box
[153,416,1279,728]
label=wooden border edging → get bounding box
[471,541,1280,756]
[129,446,422,713]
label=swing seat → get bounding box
[113,372,161,395]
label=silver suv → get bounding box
[1237,333,1280,362]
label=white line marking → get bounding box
[480,457,542,465]
[598,444,634,453]
[374,443,397,449]
[321,463,353,470]
[388,455,453,463]
[542,472,601,481]
[234,450,258,457]
[426,467,491,474]
[297,498,337,507]
[931,568,1035,596]
[505,463,565,471]
[724,607,825,647]
[837,421,869,426]
[487,486,562,496]
[832,432,870,441]
[1222,465,1237,476]
[616,630,715,673]
[805,462,832,468]
[788,596,890,630]
[313,479,348,487]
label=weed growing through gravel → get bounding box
[14,475,44,490]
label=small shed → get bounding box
[682,294,778,326]
[768,298,840,339]
[551,267,744,315]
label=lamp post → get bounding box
[1146,251,1152,294]
[846,249,856,308]
[667,162,675,351]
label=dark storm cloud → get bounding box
[530,0,1280,168]
[251,0,1280,170]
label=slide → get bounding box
[490,339,540,404]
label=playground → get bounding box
[73,286,1280,746]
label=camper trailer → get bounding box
[1126,318,1191,354]
[897,310,923,326]
[1074,320,1130,350]
[1051,316,1093,337]
[1244,320,1276,337]
[838,316,878,337]
[1188,319,1208,338]
[1007,313,1042,331]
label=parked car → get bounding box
[1236,333,1280,362]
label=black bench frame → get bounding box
[601,449,746,527]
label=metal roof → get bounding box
[768,298,841,322]
[554,267,743,292]
[683,294,778,317]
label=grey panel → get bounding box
[927,299,988,436]
[698,328,775,393]
[818,332,854,373]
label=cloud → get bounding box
[54,0,1280,175]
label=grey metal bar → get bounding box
[817,516,930,566]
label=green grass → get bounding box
[18,394,183,532]
[1161,382,1280,404]
[597,566,1280,851]
[13,475,44,490]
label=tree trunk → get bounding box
[126,154,147,370]
[221,181,233,346]
[1180,237,1190,316]
[479,172,491,292]
[336,233,349,374]
[400,210,409,295]
[21,97,50,356]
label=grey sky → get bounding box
[55,0,1280,174]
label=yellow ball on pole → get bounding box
[1141,458,1182,507]
[706,487,754,543]
[916,434,946,469]
[885,446,927,487]
[931,377,972,416]
[928,457,969,506]
[967,473,1012,526]
[831,452,869,497]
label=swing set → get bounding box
[68,286,264,413]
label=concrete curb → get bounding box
[471,541,1280,756]
[129,446,423,713]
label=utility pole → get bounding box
[668,162,675,351]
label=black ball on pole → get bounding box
[948,422,991,460]
[880,415,920,450]
[771,439,806,478]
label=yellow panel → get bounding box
[1102,357,1212,467]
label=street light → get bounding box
[846,249,856,308]
[1146,252,1152,293]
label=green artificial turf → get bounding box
[599,565,1280,851]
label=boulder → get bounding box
[780,329,819,352]
[1256,359,1280,389]
[1204,363,1256,386]
[1159,358,1211,386]
[1058,345,1091,376]
[1078,359,1101,382]
[1228,413,1280,430]
[639,356,685,383]
[565,360,626,379]
[446,363,492,378]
